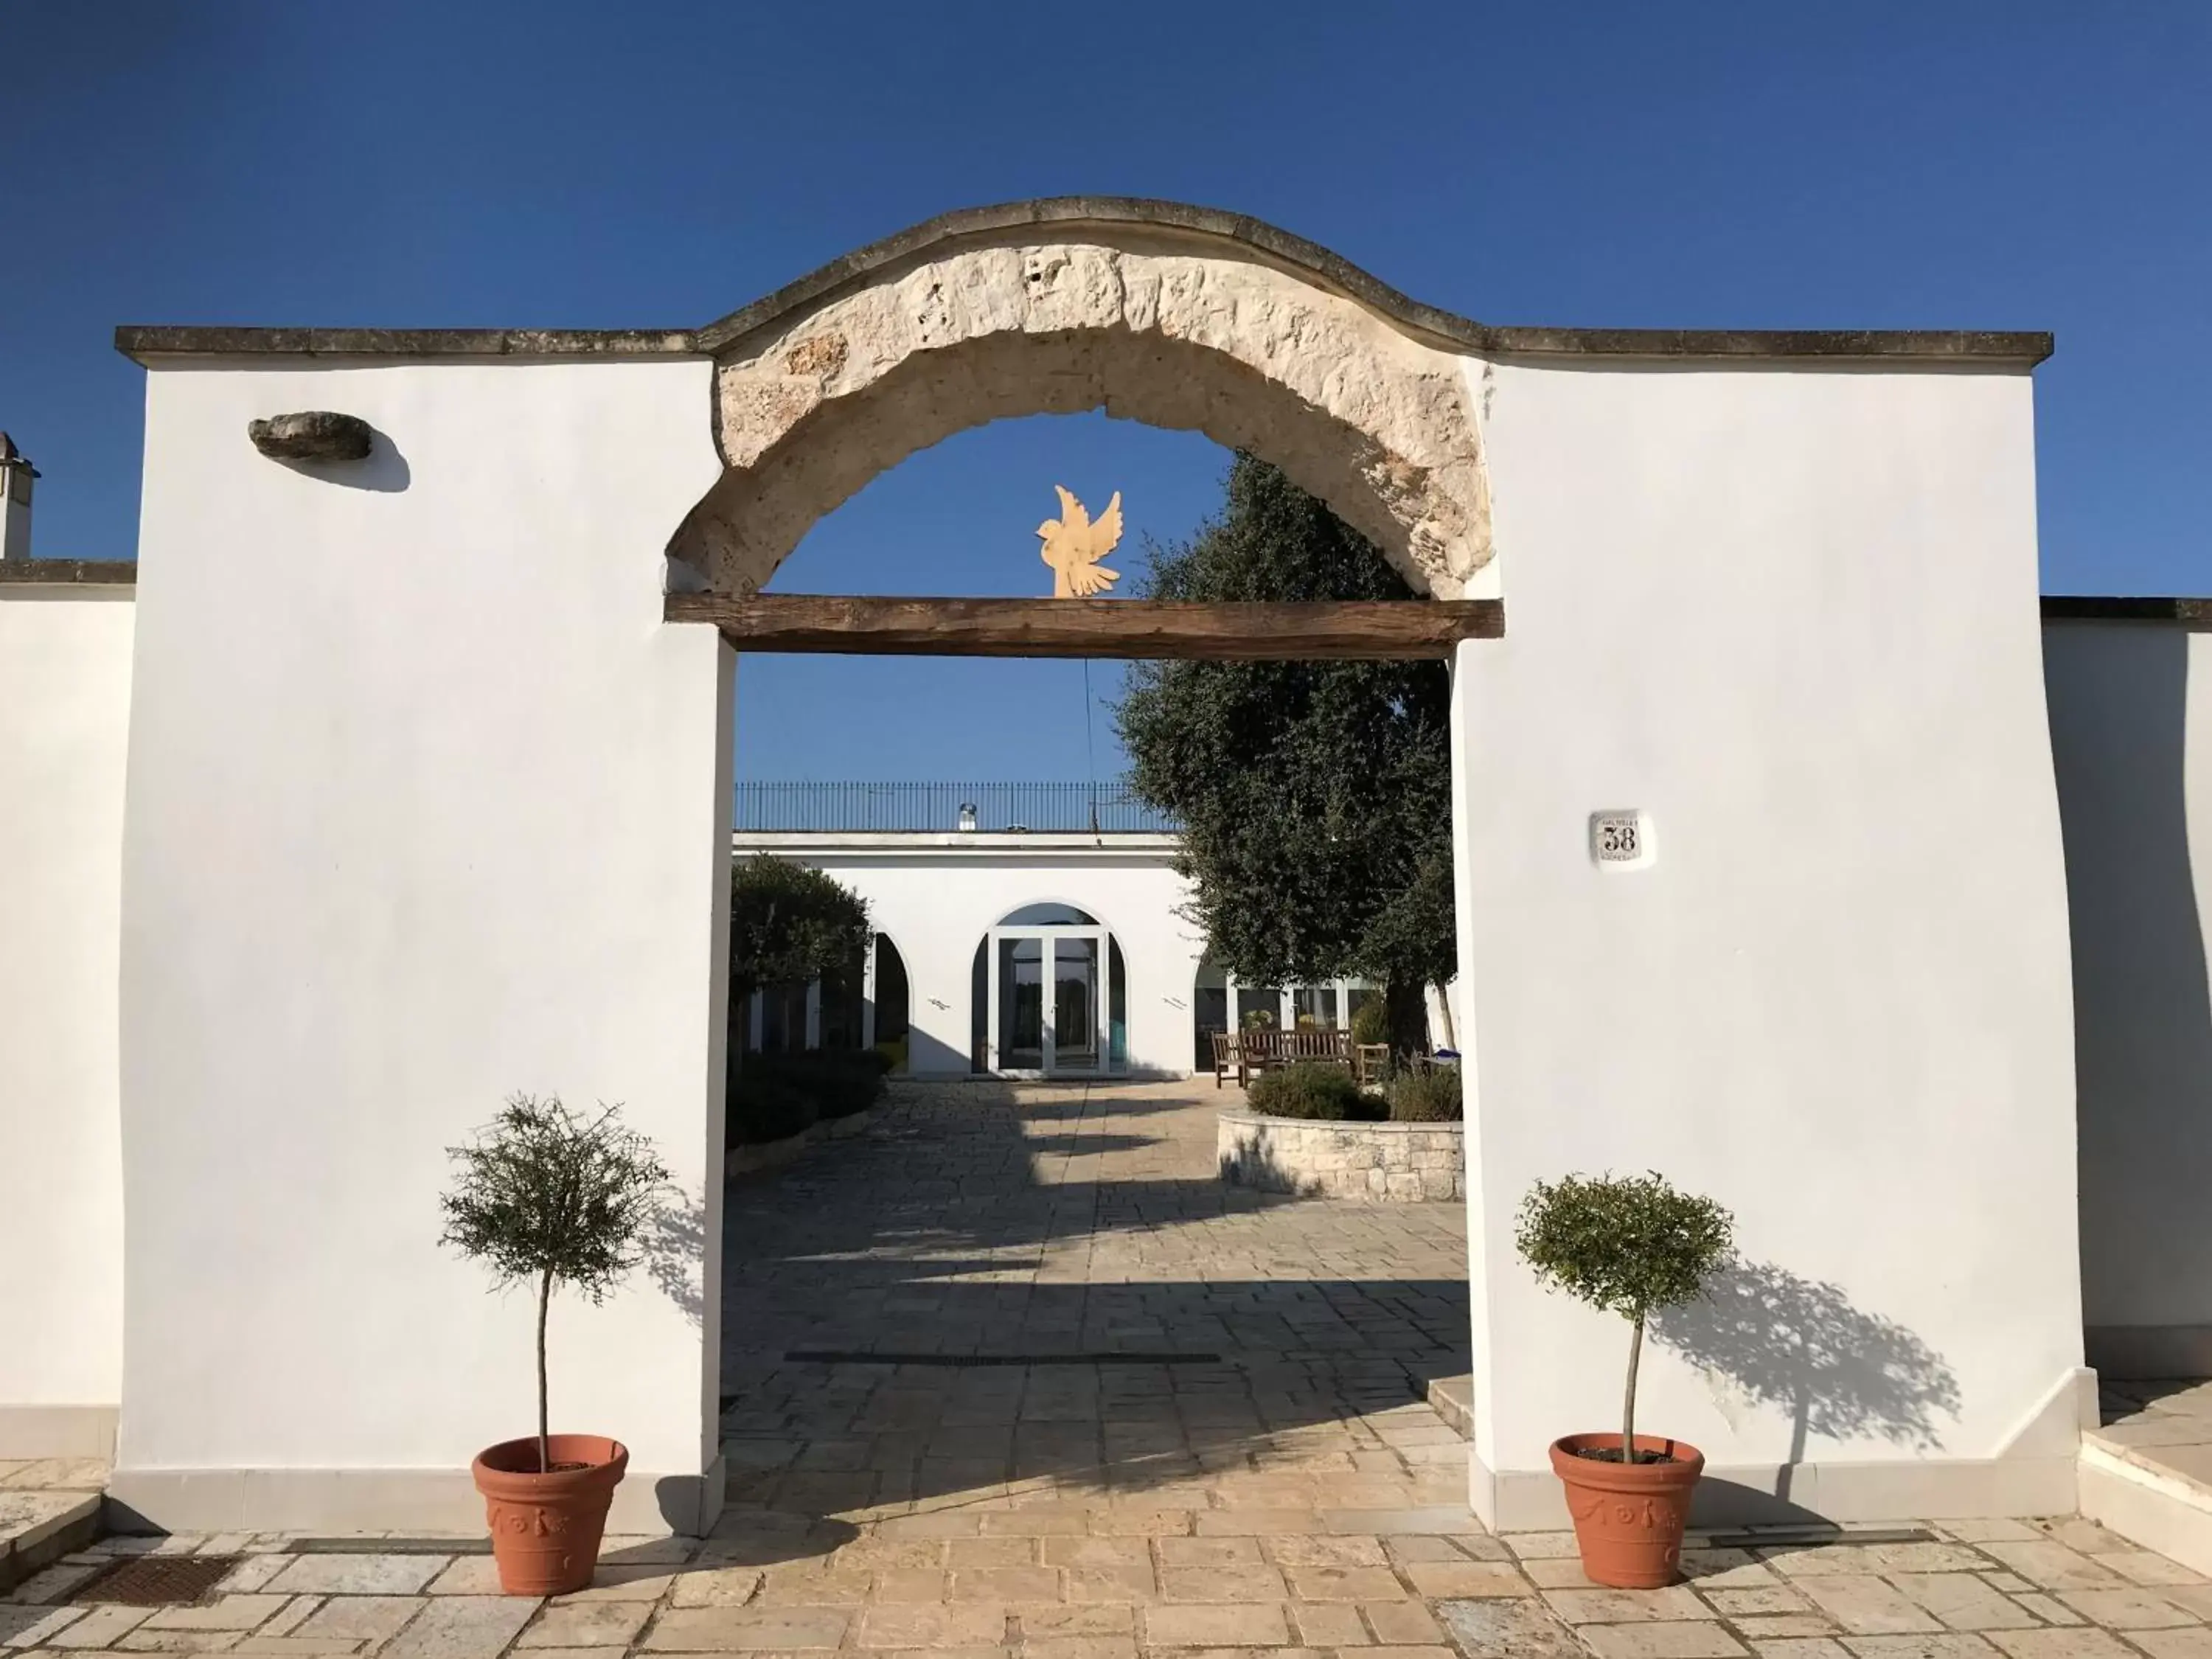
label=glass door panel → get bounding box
[1048,937,1100,1074]
[998,936,1044,1070]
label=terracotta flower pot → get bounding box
[471,1435,628,1596]
[1550,1433,1705,1589]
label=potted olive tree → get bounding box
[1515,1172,1733,1588]
[442,1095,669,1596]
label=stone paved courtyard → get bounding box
[7,1081,2211,1658]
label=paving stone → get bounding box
[1983,1632,2143,1659]
[852,1604,1006,1648]
[1703,1590,1815,1618]
[1141,1602,1292,1646]
[1682,1551,1782,1589]
[1502,1534,1583,1561]
[2052,1589,2196,1630]
[517,1603,654,1647]
[1886,1574,2040,1632]
[423,1560,504,1596]
[1748,1642,1850,1659]
[1434,1596,1592,1659]
[552,1567,678,1604]
[1402,1560,1530,1599]
[49,1607,156,1649]
[2096,1551,2209,1589]
[1159,1565,1286,1603]
[1791,1579,1942,1635]
[1266,1535,1388,1569]
[2127,1632,2212,1659]
[1,1604,88,1647]
[1835,1639,2002,1659]
[1578,1624,1747,1659]
[1017,1607,1133,1637]
[262,1557,445,1597]
[1286,1601,1367,1644]
[645,1604,853,1650]
[1736,1618,1843,1639]
[1973,1548,2124,1593]
[375,1596,537,1659]
[1282,1565,1405,1601]
[2007,1596,2081,1627]
[1364,1601,1445,1644]
[1543,1587,1708,1625]
[142,1599,293,1633]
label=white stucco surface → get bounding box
[733,833,1204,1077]
[114,359,731,1527]
[1459,361,2081,1509]
[0,588,133,1445]
[2045,620,2212,1376]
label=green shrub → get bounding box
[1388,1065,1463,1122]
[1247,1062,1377,1121]
[727,1076,818,1147]
[1515,1172,1733,1461]
[1349,996,1391,1048]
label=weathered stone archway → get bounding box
[667,201,1494,597]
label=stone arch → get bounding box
[667,202,1493,598]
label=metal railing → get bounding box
[733,779,1179,834]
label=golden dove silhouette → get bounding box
[1037,485,1123,597]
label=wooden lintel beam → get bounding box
[664,594,1503,660]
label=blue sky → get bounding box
[5,4,2207,781]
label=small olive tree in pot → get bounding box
[442,1095,669,1596]
[1516,1172,1733,1588]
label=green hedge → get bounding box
[727,1048,892,1146]
[1388,1064,1463,1123]
[1246,1062,1380,1122]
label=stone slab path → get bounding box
[13,1082,2209,1658]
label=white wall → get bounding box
[734,835,1204,1077]
[2045,620,2212,1377]
[0,586,133,1455]
[1459,359,2083,1520]
[114,359,731,1530]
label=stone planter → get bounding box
[1217,1109,1464,1201]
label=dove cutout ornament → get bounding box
[1037,486,1124,598]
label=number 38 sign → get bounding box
[1590,811,1653,870]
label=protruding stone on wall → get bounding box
[675,236,1492,597]
[247,412,374,462]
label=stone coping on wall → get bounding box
[2043,597,2212,625]
[0,560,136,588]
[1217,1106,1464,1202]
[114,197,2052,366]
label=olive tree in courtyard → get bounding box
[1116,455,1453,1052]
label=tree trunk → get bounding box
[536,1267,553,1475]
[1622,1310,1645,1465]
[1384,978,1428,1059]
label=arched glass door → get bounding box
[980,904,1116,1077]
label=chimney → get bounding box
[0,434,36,562]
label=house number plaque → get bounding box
[1590,810,1653,869]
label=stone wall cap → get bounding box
[0,558,136,589]
[113,198,2052,368]
[1218,1107,1464,1133]
[2042,597,2212,625]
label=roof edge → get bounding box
[111,198,2054,368]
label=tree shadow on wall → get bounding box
[642,1188,707,1329]
[1652,1257,1960,1508]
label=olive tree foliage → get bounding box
[1114,456,1455,1051]
[729,855,872,1002]
[441,1096,670,1472]
[1515,1172,1735,1463]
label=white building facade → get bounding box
[0,197,2172,1536]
